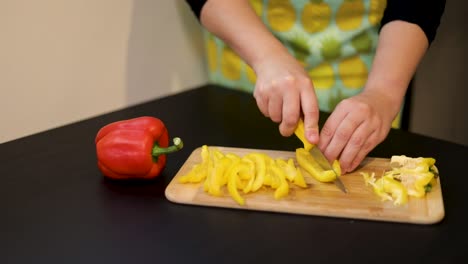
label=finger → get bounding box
[339,123,375,173]
[268,92,283,123]
[279,87,300,137]
[323,111,364,162]
[253,87,269,117]
[257,96,269,117]
[300,79,320,144]
[348,131,379,172]
[317,105,349,151]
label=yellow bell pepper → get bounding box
[387,155,438,198]
[223,153,241,185]
[240,157,256,194]
[362,155,439,205]
[275,158,307,188]
[178,163,205,183]
[362,172,408,206]
[202,150,215,193]
[180,144,345,205]
[262,156,275,188]
[226,159,249,205]
[293,118,313,151]
[293,168,307,188]
[207,156,232,196]
[268,163,289,199]
[179,145,210,183]
[296,148,339,183]
[293,118,342,182]
[244,153,268,192]
[332,160,342,176]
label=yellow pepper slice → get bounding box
[269,163,289,199]
[332,160,342,176]
[294,118,313,151]
[363,172,408,206]
[208,157,232,196]
[239,157,254,180]
[275,158,295,181]
[276,158,308,188]
[296,148,337,182]
[240,157,256,193]
[227,160,249,205]
[388,155,438,198]
[225,153,241,163]
[268,168,281,189]
[293,167,308,188]
[244,153,268,192]
[294,119,342,183]
[263,157,275,187]
[203,147,231,193]
[179,163,206,183]
[212,149,225,160]
[203,150,215,193]
[179,145,210,183]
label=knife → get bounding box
[294,118,347,193]
[308,146,348,193]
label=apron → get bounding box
[203,0,401,128]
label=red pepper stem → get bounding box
[152,137,183,157]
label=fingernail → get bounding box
[307,129,319,144]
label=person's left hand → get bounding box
[317,89,402,173]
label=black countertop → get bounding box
[1,85,466,263]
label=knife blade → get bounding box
[308,146,348,193]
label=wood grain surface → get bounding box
[165,146,445,224]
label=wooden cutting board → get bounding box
[165,146,445,224]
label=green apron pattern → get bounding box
[203,0,402,128]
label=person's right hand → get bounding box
[252,53,320,144]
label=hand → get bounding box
[318,90,401,173]
[252,53,320,144]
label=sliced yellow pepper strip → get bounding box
[245,153,267,192]
[239,157,254,180]
[212,149,225,160]
[208,157,232,196]
[178,163,207,183]
[293,118,313,151]
[240,157,256,194]
[268,167,281,189]
[275,158,308,188]
[294,119,343,183]
[203,150,215,193]
[293,166,308,188]
[275,158,295,181]
[262,156,275,188]
[200,145,210,163]
[269,163,289,199]
[203,146,228,193]
[179,145,210,183]
[296,148,337,183]
[227,160,249,205]
[362,172,408,206]
[332,160,342,176]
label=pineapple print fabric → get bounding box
[204,0,401,127]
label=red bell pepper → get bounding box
[95,116,183,180]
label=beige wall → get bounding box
[0,0,207,143]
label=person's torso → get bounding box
[204,0,388,112]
